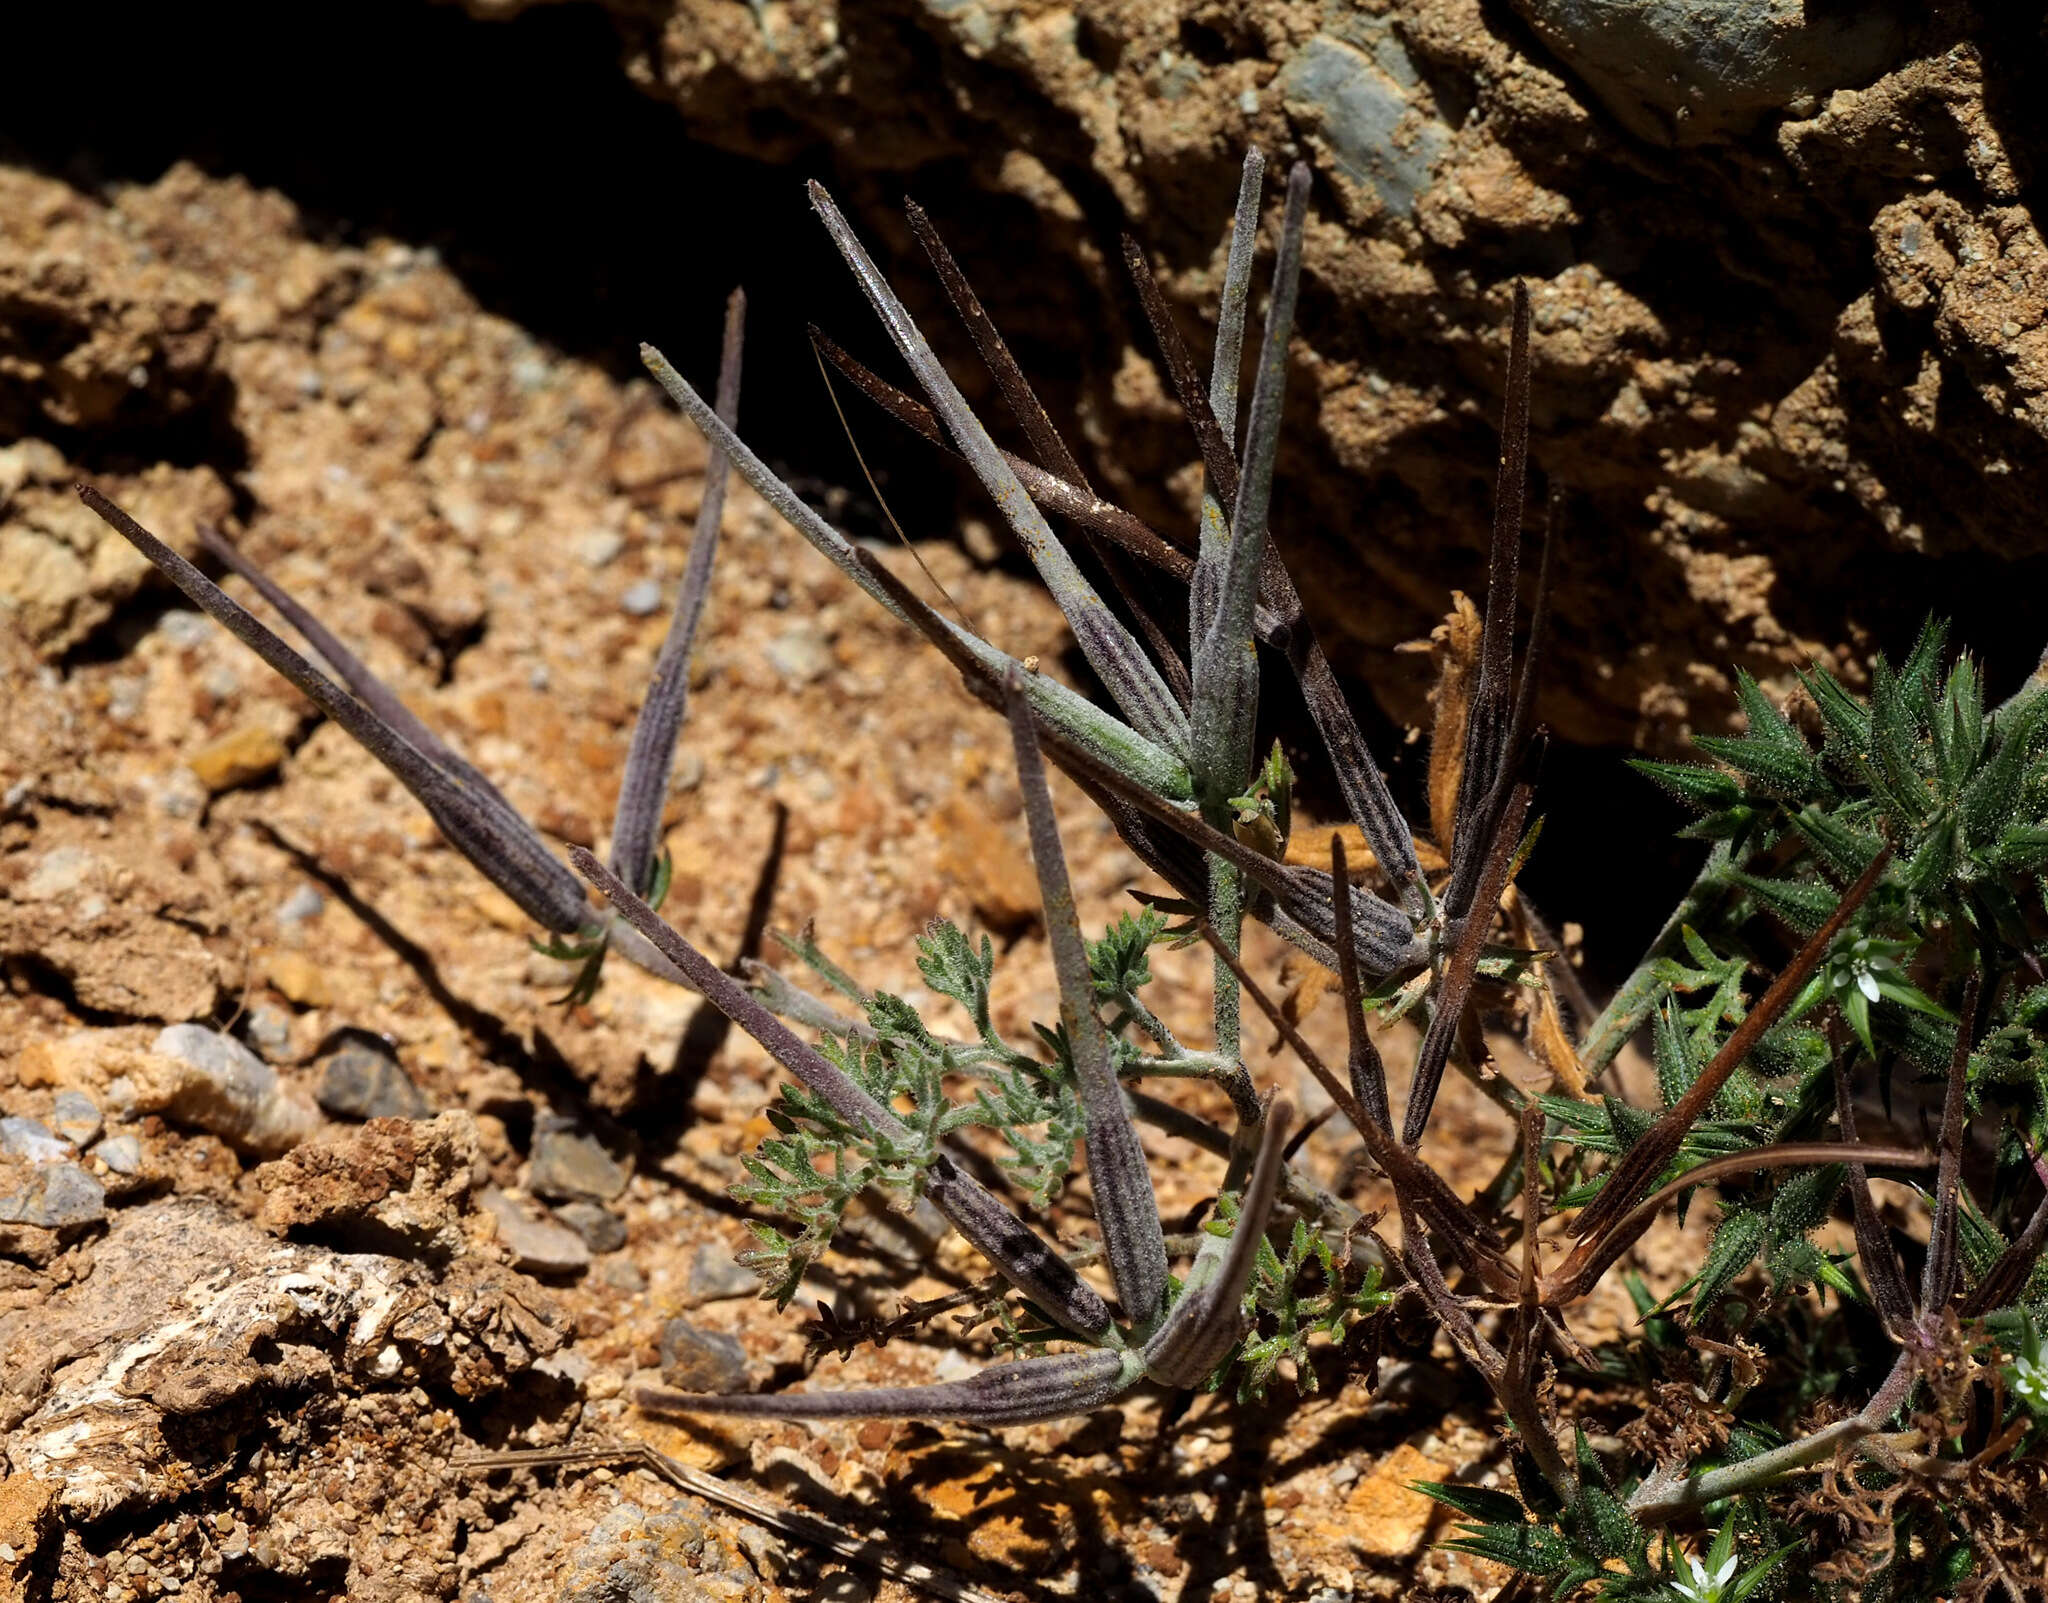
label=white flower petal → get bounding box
[1858,970,1881,1002]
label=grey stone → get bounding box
[596,1254,646,1294]
[1279,35,1449,218]
[95,1134,144,1176]
[528,1116,627,1202]
[480,1188,590,1276]
[143,1024,322,1157]
[551,1200,628,1255]
[316,1044,432,1122]
[657,1318,748,1394]
[276,885,326,926]
[685,1243,759,1304]
[50,1091,102,1149]
[619,578,663,616]
[244,1004,294,1063]
[0,1161,106,1228]
[1512,0,1907,146]
[0,1117,72,1164]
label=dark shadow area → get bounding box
[0,0,971,539]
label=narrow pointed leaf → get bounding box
[1140,1096,1295,1385]
[1564,846,1891,1256]
[635,1347,1135,1424]
[1403,766,1537,1146]
[1209,146,1267,455]
[79,486,594,936]
[639,343,1194,802]
[1921,974,1978,1315]
[809,182,1189,755]
[857,547,1421,974]
[1191,162,1309,808]
[1004,667,1168,1325]
[612,287,745,898]
[908,203,1190,702]
[1331,833,1392,1132]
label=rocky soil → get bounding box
[1,2,2039,1599]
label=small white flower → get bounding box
[1672,1550,1739,1603]
[2012,1349,2048,1414]
[1830,936,1907,1002]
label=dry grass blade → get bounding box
[1444,281,1531,918]
[1921,972,1980,1315]
[1565,845,1893,1252]
[1330,832,1392,1133]
[611,286,745,898]
[1836,1055,1919,1336]
[1402,767,1537,1147]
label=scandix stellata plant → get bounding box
[76,146,2048,1597]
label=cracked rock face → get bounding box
[0,1197,567,1523]
[458,0,2043,748]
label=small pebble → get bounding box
[816,1573,876,1603]
[244,1003,294,1061]
[50,1091,102,1149]
[276,885,326,925]
[528,1116,627,1202]
[95,1134,144,1175]
[480,1188,590,1275]
[764,626,832,686]
[0,1161,106,1229]
[0,1117,72,1164]
[619,578,663,616]
[187,725,286,792]
[144,1024,322,1157]
[551,1200,628,1254]
[595,1254,646,1294]
[316,1043,432,1122]
[658,1318,749,1394]
[577,529,625,568]
[686,1242,760,1303]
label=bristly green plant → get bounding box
[73,145,2048,1594]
